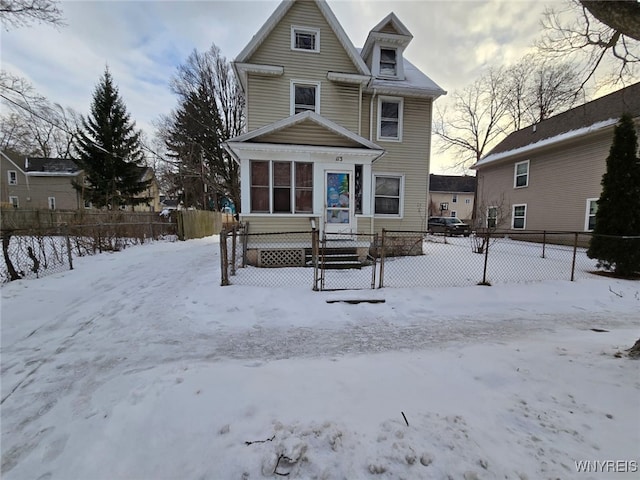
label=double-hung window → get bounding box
[487,206,498,228]
[374,174,403,216]
[7,170,17,185]
[250,161,313,214]
[379,48,397,77]
[48,197,56,210]
[585,198,598,231]
[512,204,527,229]
[292,82,319,115]
[291,26,319,52]
[514,160,529,188]
[9,196,18,208]
[377,97,403,141]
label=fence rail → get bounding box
[220,228,639,291]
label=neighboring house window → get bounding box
[250,160,313,214]
[374,174,403,216]
[452,194,458,203]
[48,197,56,210]
[9,196,19,208]
[291,82,319,114]
[512,204,527,229]
[487,206,498,228]
[514,160,529,188]
[585,198,598,231]
[377,97,403,141]
[379,48,397,76]
[450,211,457,218]
[84,200,92,209]
[291,26,319,52]
[465,198,471,204]
[7,170,17,185]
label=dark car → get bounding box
[428,216,471,236]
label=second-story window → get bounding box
[514,160,529,188]
[377,97,403,141]
[291,26,320,52]
[8,170,17,185]
[380,48,397,76]
[292,82,319,115]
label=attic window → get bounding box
[292,26,319,52]
[380,48,397,76]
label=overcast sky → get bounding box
[1,0,554,173]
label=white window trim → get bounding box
[291,25,320,53]
[377,96,403,142]
[48,196,56,210]
[452,194,458,203]
[290,80,321,116]
[584,197,598,231]
[372,45,404,79]
[514,160,530,188]
[8,170,17,185]
[373,173,404,218]
[512,203,527,230]
[450,211,457,218]
[378,47,398,78]
[9,195,19,208]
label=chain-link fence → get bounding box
[221,227,639,290]
[1,221,177,284]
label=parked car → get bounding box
[428,216,471,236]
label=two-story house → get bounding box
[224,0,445,238]
[1,150,84,210]
[428,174,476,222]
[473,82,640,232]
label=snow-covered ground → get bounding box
[1,235,639,479]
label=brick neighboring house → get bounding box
[223,0,445,236]
[473,82,640,232]
[1,150,161,211]
[428,174,476,222]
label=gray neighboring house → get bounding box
[473,82,640,232]
[428,174,476,222]
[1,151,84,210]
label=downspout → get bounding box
[369,88,377,236]
[358,83,362,137]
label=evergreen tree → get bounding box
[73,68,150,209]
[587,114,640,276]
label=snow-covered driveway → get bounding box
[2,237,639,479]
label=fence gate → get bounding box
[316,233,378,291]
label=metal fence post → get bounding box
[378,229,386,288]
[481,229,490,285]
[64,224,74,271]
[542,230,546,259]
[242,222,249,268]
[371,233,378,289]
[312,228,319,291]
[570,232,578,281]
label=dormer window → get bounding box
[380,48,397,76]
[291,26,320,52]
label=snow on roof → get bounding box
[370,57,445,96]
[474,118,618,168]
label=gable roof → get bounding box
[0,150,26,173]
[361,12,413,60]
[225,110,383,151]
[429,174,476,193]
[476,82,640,168]
[25,157,80,174]
[235,0,369,76]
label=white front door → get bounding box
[324,170,353,234]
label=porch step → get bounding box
[304,247,364,269]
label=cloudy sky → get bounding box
[1,0,554,172]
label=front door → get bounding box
[325,170,352,234]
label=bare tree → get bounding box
[0,71,78,157]
[538,0,640,89]
[434,67,509,172]
[0,0,64,29]
[159,43,244,210]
